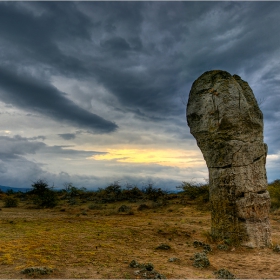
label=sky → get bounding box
[0,1,280,191]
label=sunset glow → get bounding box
[91,148,204,168]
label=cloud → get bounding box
[0,1,280,187]
[0,135,106,160]
[0,135,202,191]
[29,136,47,141]
[0,68,118,133]
[0,2,93,77]
[0,135,45,160]
[100,36,131,52]
[58,133,76,140]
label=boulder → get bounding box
[187,70,271,247]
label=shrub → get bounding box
[129,260,140,268]
[192,252,210,268]
[118,205,131,213]
[193,240,212,252]
[63,183,87,198]
[6,189,14,195]
[105,182,122,196]
[96,182,122,202]
[214,269,236,279]
[34,189,58,208]
[68,198,77,205]
[217,244,229,251]
[122,185,143,201]
[30,179,49,195]
[21,267,53,276]
[142,183,166,202]
[137,204,150,211]
[88,203,103,210]
[129,260,166,279]
[4,196,19,208]
[31,179,58,208]
[268,180,280,209]
[177,181,209,202]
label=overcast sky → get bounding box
[0,1,280,191]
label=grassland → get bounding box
[1,192,280,279]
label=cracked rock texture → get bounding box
[187,70,271,248]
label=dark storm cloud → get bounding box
[29,136,47,141]
[0,1,184,121]
[0,1,280,185]
[100,36,131,52]
[0,135,44,160]
[0,135,106,161]
[1,1,279,123]
[0,68,118,133]
[0,2,92,77]
[0,2,117,134]
[58,133,77,140]
[88,1,280,123]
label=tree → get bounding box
[31,179,49,195]
[31,179,58,208]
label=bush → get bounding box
[118,205,131,213]
[192,252,210,268]
[21,267,53,276]
[142,183,166,202]
[137,204,150,211]
[193,240,212,252]
[88,203,103,210]
[94,182,166,203]
[36,189,58,208]
[268,180,280,209]
[96,182,122,202]
[122,185,143,201]
[6,189,14,195]
[177,181,209,202]
[4,196,19,207]
[63,183,87,198]
[214,269,236,279]
[31,179,58,208]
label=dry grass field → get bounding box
[1,196,280,279]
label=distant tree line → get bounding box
[1,179,280,210]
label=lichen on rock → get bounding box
[187,70,271,248]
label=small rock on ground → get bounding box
[214,268,236,279]
[168,257,180,262]
[21,267,53,275]
[155,244,171,250]
[273,244,280,252]
[191,252,210,268]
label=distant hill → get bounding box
[0,185,31,193]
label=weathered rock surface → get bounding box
[187,70,271,248]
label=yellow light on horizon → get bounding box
[89,148,204,168]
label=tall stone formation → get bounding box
[187,70,271,248]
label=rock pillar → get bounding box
[187,70,271,247]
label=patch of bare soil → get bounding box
[0,200,280,279]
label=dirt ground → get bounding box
[0,199,280,279]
